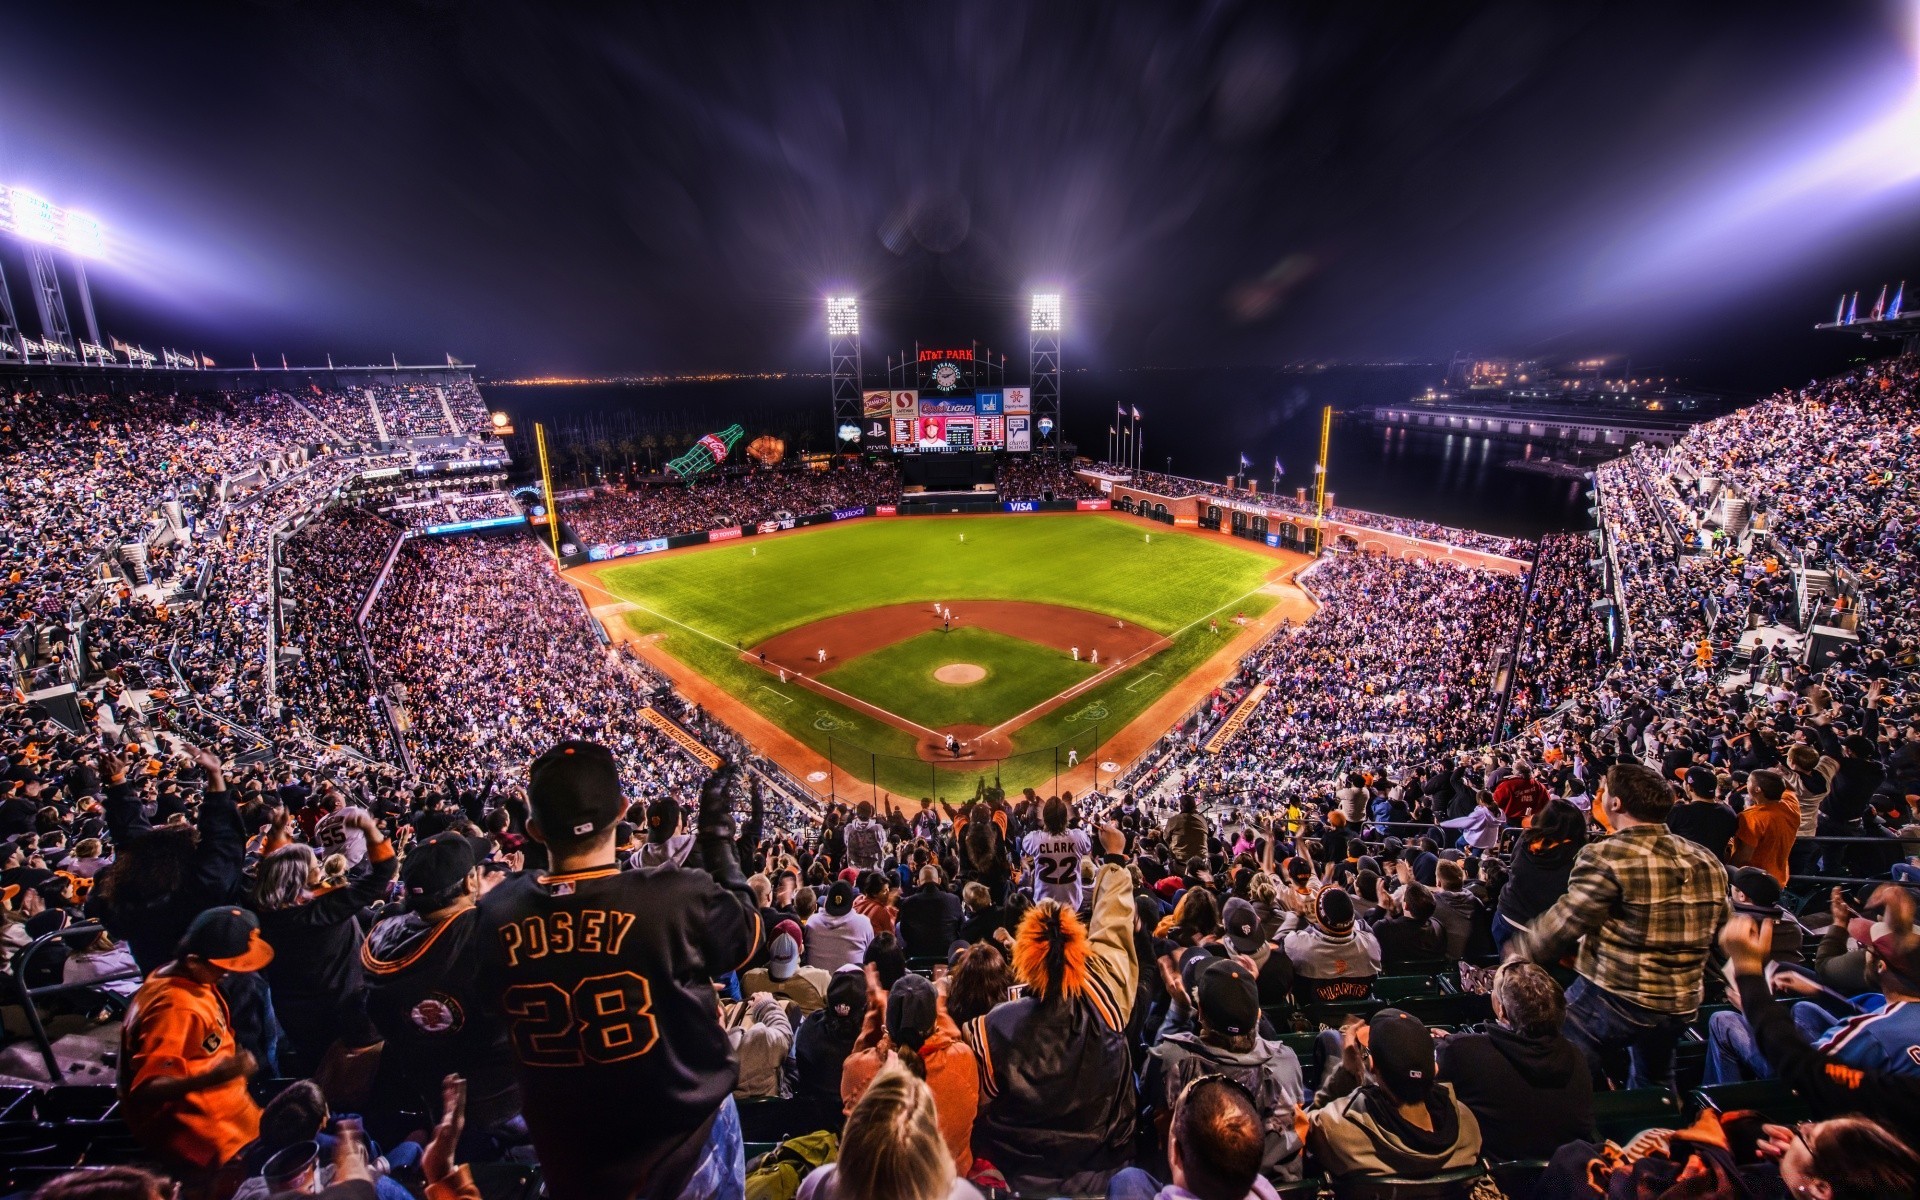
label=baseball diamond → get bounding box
[566,512,1314,798]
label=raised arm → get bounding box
[1083,823,1139,1030]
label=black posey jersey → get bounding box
[476,863,763,1200]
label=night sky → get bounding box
[4,1,1917,386]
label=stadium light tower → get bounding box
[1030,293,1062,449]
[827,296,863,449]
[0,187,110,361]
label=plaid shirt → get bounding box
[1519,823,1730,1013]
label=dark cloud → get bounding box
[0,0,1909,383]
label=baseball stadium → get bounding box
[6,6,1920,1200]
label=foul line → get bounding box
[1124,671,1164,693]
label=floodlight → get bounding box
[827,296,859,337]
[11,190,57,244]
[61,211,105,258]
[1031,293,1062,332]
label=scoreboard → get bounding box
[860,348,1032,454]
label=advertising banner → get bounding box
[1007,414,1032,452]
[876,504,897,516]
[1004,500,1037,513]
[862,390,890,416]
[831,506,869,521]
[891,390,919,415]
[974,391,1003,415]
[861,417,891,450]
[757,518,796,535]
[1265,532,1281,548]
[588,537,669,561]
[709,527,743,542]
[918,397,977,417]
[1003,387,1031,414]
[638,707,724,769]
[422,515,524,535]
[1075,499,1112,512]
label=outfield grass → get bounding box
[819,627,1097,730]
[604,514,1280,796]
[598,514,1273,642]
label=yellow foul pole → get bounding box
[1312,404,1331,533]
[535,421,562,561]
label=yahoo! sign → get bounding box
[831,506,869,521]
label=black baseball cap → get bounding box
[1729,866,1783,910]
[887,972,938,1048]
[1196,958,1259,1038]
[1222,897,1265,955]
[402,833,477,903]
[528,741,625,841]
[826,879,856,917]
[825,969,866,1018]
[1367,1008,1436,1103]
[179,905,275,973]
[1314,887,1355,935]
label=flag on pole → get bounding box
[1892,282,1906,319]
[1274,457,1284,477]
[1872,284,1888,321]
[1238,452,1251,469]
[1131,405,1142,421]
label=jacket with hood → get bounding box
[1280,924,1381,1001]
[631,833,694,871]
[962,860,1139,1195]
[1496,835,1580,930]
[1307,1081,1482,1182]
[805,908,874,973]
[840,981,978,1174]
[361,905,520,1128]
[1435,1024,1594,1161]
[1142,1031,1305,1182]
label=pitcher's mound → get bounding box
[934,663,987,685]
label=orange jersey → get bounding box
[119,971,261,1168]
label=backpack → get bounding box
[744,1130,838,1200]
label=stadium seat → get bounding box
[1391,993,1492,1028]
[1330,1164,1490,1199]
[1302,997,1385,1027]
[32,1086,117,1122]
[1591,1088,1682,1143]
[1692,1080,1812,1126]
[1487,1158,1549,1197]
[736,1095,824,1144]
[1372,974,1443,1003]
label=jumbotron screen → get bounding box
[856,383,1032,454]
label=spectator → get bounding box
[1283,887,1381,1000]
[944,940,1013,1027]
[1141,958,1306,1184]
[118,906,272,1184]
[840,968,978,1173]
[1492,800,1586,950]
[742,921,831,1012]
[1732,768,1798,886]
[1435,962,1594,1161]
[1513,763,1731,1091]
[897,865,964,960]
[796,1062,982,1200]
[1105,1076,1273,1200]
[1305,1009,1483,1182]
[808,880,876,973]
[724,992,794,1099]
[962,823,1137,1196]
[1665,767,1738,862]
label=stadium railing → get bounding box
[9,924,142,1082]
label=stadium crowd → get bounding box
[994,457,1103,501]
[8,355,1920,1200]
[565,461,901,546]
[1106,465,1532,559]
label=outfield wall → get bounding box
[570,497,1114,566]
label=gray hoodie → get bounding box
[1145,1031,1307,1182]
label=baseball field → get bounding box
[572,513,1303,799]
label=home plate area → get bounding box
[744,600,1170,763]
